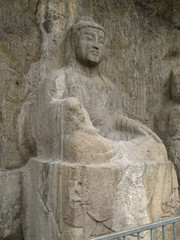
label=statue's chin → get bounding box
[76,55,101,67]
[88,54,102,64]
[89,60,100,67]
[84,58,101,67]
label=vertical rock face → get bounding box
[155,66,180,189]
[0,1,180,240]
[0,170,22,239]
[0,0,41,169]
[1,0,180,169]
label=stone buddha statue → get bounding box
[34,17,167,164]
[20,18,179,240]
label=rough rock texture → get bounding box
[0,0,41,169]
[0,170,22,240]
[0,0,179,169]
[22,157,179,240]
[0,1,180,240]
[19,16,179,240]
[155,66,180,189]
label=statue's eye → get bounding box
[99,38,104,44]
[81,35,93,41]
[87,36,93,41]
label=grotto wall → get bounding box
[0,1,179,239]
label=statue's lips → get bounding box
[90,50,99,56]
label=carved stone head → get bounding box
[170,66,180,103]
[70,17,105,66]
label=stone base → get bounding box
[22,158,179,240]
[0,169,22,240]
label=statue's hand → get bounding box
[63,97,82,111]
[50,97,96,133]
[136,122,162,143]
[51,97,82,110]
[62,97,96,132]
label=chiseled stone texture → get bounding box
[22,157,179,240]
[0,170,22,240]
[20,16,179,240]
[0,1,180,240]
[155,66,180,189]
[0,0,180,169]
[0,0,41,169]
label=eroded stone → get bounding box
[0,169,22,239]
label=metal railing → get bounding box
[90,216,180,240]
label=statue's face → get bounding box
[74,27,105,66]
[171,73,180,102]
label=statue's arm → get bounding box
[45,70,96,133]
[49,96,96,133]
[44,72,111,163]
[116,115,162,142]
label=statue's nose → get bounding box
[92,45,99,50]
[91,36,99,49]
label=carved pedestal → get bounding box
[22,157,179,240]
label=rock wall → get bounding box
[0,1,179,239]
[0,0,179,169]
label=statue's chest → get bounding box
[68,76,116,126]
[69,76,111,107]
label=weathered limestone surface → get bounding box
[23,157,178,240]
[155,66,180,189]
[0,0,41,169]
[0,0,180,169]
[0,170,22,240]
[0,1,180,240]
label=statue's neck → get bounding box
[71,60,99,78]
[172,97,180,104]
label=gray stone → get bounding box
[0,170,22,239]
[0,1,180,240]
[22,157,179,240]
[155,66,180,189]
[0,0,179,169]
[21,18,179,240]
[31,17,166,163]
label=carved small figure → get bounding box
[156,66,180,186]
